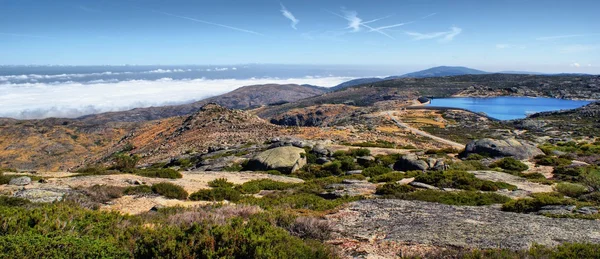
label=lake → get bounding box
[427,97,592,120]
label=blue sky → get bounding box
[1,0,599,73]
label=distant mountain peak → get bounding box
[391,66,488,79]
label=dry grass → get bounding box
[288,216,332,241]
[166,205,263,226]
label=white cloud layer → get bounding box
[0,77,352,120]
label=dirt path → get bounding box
[386,111,465,150]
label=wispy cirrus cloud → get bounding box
[420,12,437,19]
[559,44,599,53]
[327,9,395,39]
[153,10,264,36]
[536,33,600,41]
[496,44,526,49]
[405,26,462,42]
[0,32,55,39]
[280,3,299,30]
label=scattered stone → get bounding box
[9,176,31,186]
[38,179,48,183]
[357,156,375,164]
[409,181,438,190]
[246,146,307,173]
[461,138,544,160]
[125,179,142,185]
[537,205,576,215]
[316,157,331,165]
[396,177,415,185]
[577,207,599,215]
[393,154,429,171]
[313,144,330,157]
[150,204,165,212]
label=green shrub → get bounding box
[553,166,582,182]
[555,182,588,198]
[414,170,517,191]
[349,148,371,157]
[535,155,572,166]
[123,185,153,195]
[465,154,486,160]
[208,178,235,188]
[490,157,529,172]
[0,234,130,258]
[370,172,408,183]
[375,183,415,195]
[112,154,140,172]
[425,147,460,155]
[390,190,511,206]
[376,153,402,167]
[448,160,488,171]
[362,165,392,177]
[322,161,344,175]
[502,192,574,213]
[151,183,188,200]
[581,168,600,192]
[189,188,242,202]
[237,179,298,194]
[135,168,182,179]
[79,185,125,204]
[0,196,30,206]
[73,166,118,176]
[240,193,358,211]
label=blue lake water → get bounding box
[428,97,591,120]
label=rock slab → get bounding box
[327,199,600,251]
[246,146,307,173]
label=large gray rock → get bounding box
[9,176,31,186]
[461,138,544,160]
[327,199,600,253]
[393,154,429,171]
[246,146,307,173]
[14,188,67,203]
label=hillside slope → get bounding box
[78,84,326,123]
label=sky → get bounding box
[1,0,599,73]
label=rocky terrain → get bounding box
[2,73,600,258]
[328,199,600,257]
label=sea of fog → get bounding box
[0,65,388,120]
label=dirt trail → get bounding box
[386,111,465,149]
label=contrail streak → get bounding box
[153,10,264,36]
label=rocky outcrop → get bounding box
[14,188,68,203]
[9,176,31,186]
[327,199,600,253]
[460,138,544,160]
[245,146,307,173]
[393,154,446,172]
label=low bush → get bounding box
[73,166,118,176]
[79,185,125,204]
[135,168,182,179]
[287,216,332,241]
[239,193,359,211]
[370,172,410,183]
[0,234,130,258]
[123,185,153,195]
[490,157,529,172]
[336,156,358,171]
[580,168,600,192]
[414,170,517,191]
[385,189,511,206]
[236,179,298,194]
[553,166,582,182]
[555,182,589,198]
[151,182,188,200]
[208,178,235,188]
[465,153,486,160]
[535,155,572,166]
[502,192,574,213]
[362,165,392,177]
[375,153,402,167]
[0,196,30,206]
[448,160,488,171]
[189,188,242,202]
[375,183,416,195]
[425,147,460,155]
